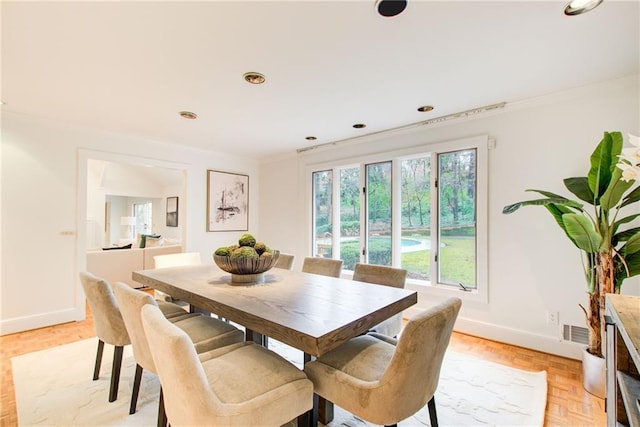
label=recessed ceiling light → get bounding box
[305,136,317,141]
[243,72,266,84]
[417,105,434,112]
[564,0,603,15]
[375,0,408,17]
[353,123,367,129]
[179,111,198,119]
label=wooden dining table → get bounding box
[132,263,417,424]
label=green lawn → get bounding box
[401,236,476,287]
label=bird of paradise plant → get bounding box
[503,131,640,358]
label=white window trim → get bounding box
[306,134,489,304]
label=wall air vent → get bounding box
[562,324,589,345]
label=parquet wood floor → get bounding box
[0,307,605,426]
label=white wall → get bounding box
[1,112,259,334]
[259,75,640,359]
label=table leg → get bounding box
[245,328,265,345]
[318,396,334,425]
[298,393,318,427]
[303,354,334,425]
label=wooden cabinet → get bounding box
[606,294,640,426]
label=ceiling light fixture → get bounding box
[417,105,434,112]
[375,0,408,17]
[305,136,317,141]
[179,111,198,119]
[353,123,367,129]
[243,72,266,84]
[564,0,603,15]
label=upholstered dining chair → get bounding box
[304,297,462,427]
[112,281,245,425]
[353,263,408,338]
[301,256,343,278]
[140,303,314,427]
[274,252,296,270]
[78,271,189,402]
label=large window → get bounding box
[310,136,487,298]
[133,202,153,235]
[312,170,332,257]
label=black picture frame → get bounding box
[166,196,178,227]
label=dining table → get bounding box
[132,263,418,425]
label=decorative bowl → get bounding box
[213,249,280,283]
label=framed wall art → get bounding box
[166,196,178,227]
[206,170,249,232]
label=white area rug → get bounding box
[12,338,547,426]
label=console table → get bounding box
[606,294,640,426]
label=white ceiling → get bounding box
[2,1,639,160]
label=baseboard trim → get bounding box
[0,306,85,336]
[454,316,584,360]
[404,306,584,360]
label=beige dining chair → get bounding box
[304,297,462,427]
[140,303,314,427]
[78,271,190,402]
[274,252,295,270]
[301,256,343,278]
[353,263,408,338]
[112,281,245,423]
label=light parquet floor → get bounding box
[0,307,605,427]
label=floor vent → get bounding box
[563,324,589,345]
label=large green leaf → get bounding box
[502,198,583,215]
[600,167,634,211]
[526,189,571,200]
[614,215,640,229]
[612,223,640,246]
[588,132,622,199]
[624,251,640,278]
[562,213,602,253]
[616,227,640,242]
[621,185,640,208]
[621,231,640,255]
[564,177,595,204]
[544,203,580,247]
[615,251,640,291]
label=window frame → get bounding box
[306,134,488,304]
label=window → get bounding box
[339,167,360,267]
[309,135,487,300]
[312,170,332,257]
[133,202,153,235]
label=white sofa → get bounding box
[86,245,183,288]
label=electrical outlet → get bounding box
[547,311,559,325]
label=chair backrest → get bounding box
[79,272,130,347]
[112,281,161,373]
[301,257,343,278]
[273,253,295,270]
[141,304,219,425]
[154,252,201,269]
[379,297,461,414]
[352,263,407,289]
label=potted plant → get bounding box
[503,131,640,397]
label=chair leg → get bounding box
[108,345,124,402]
[428,396,438,427]
[157,387,168,427]
[93,340,105,380]
[129,364,144,414]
